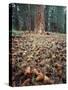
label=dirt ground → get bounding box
[10,31,66,86]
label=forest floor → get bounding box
[10,31,66,86]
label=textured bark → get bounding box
[34,5,45,33]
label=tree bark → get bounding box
[34,5,45,34]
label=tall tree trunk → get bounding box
[34,5,45,33]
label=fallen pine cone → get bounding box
[25,66,31,75]
[44,75,54,84]
[22,78,30,86]
[32,68,39,75]
[44,75,50,81]
[55,63,62,70]
[36,72,44,81]
[57,69,62,77]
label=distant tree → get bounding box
[12,3,19,30]
[26,5,31,31]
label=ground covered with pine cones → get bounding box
[10,31,66,86]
